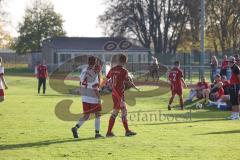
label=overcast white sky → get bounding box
[3,0,106,37]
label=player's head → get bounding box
[223,55,227,60]
[215,74,221,82]
[174,61,180,68]
[88,56,96,67]
[201,76,206,82]
[228,56,235,67]
[111,54,118,67]
[221,75,227,82]
[118,54,128,65]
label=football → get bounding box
[196,102,203,109]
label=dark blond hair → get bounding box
[118,54,127,63]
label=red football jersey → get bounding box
[223,80,230,88]
[107,65,128,98]
[216,87,224,100]
[230,64,240,84]
[168,67,183,90]
[37,65,48,78]
[197,82,209,89]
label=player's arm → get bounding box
[126,77,140,91]
[46,67,49,78]
[125,70,140,91]
[232,66,240,82]
[181,78,187,88]
[0,74,8,89]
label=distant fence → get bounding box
[0,52,29,64]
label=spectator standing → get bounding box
[226,56,240,120]
[210,56,218,83]
[37,60,48,95]
[220,55,228,77]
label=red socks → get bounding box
[180,97,184,108]
[107,116,115,134]
[169,96,174,106]
[122,119,130,132]
[107,116,130,133]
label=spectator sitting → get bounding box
[185,76,210,103]
[221,75,231,95]
[207,74,229,108]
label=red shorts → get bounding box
[112,95,126,109]
[171,88,182,96]
[83,102,101,114]
[0,89,4,96]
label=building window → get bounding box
[59,54,71,63]
[54,52,57,64]
[133,54,139,63]
[128,54,133,63]
[138,54,141,62]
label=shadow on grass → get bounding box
[196,130,240,135]
[128,108,229,126]
[37,94,75,97]
[131,118,226,126]
[0,137,97,151]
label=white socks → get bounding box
[234,112,239,118]
[95,117,100,131]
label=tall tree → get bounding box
[0,23,12,48]
[13,0,66,54]
[206,0,240,54]
[99,0,189,62]
[0,0,12,49]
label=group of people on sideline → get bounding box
[183,55,240,120]
[210,55,233,82]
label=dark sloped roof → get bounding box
[43,37,149,52]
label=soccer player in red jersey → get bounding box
[0,57,8,102]
[71,56,103,138]
[168,61,187,110]
[106,54,139,137]
[37,60,48,95]
[226,56,240,120]
[186,76,209,103]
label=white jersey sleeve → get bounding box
[0,66,4,74]
[0,66,4,89]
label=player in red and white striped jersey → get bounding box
[71,56,103,139]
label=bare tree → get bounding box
[207,0,240,54]
[99,0,189,62]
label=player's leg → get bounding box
[203,89,210,103]
[168,92,175,110]
[179,94,184,110]
[236,85,240,119]
[106,109,119,137]
[42,78,46,94]
[0,89,4,102]
[121,103,136,137]
[37,78,42,94]
[227,85,239,119]
[71,114,90,138]
[186,89,196,102]
[94,111,103,138]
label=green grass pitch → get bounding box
[0,76,240,160]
